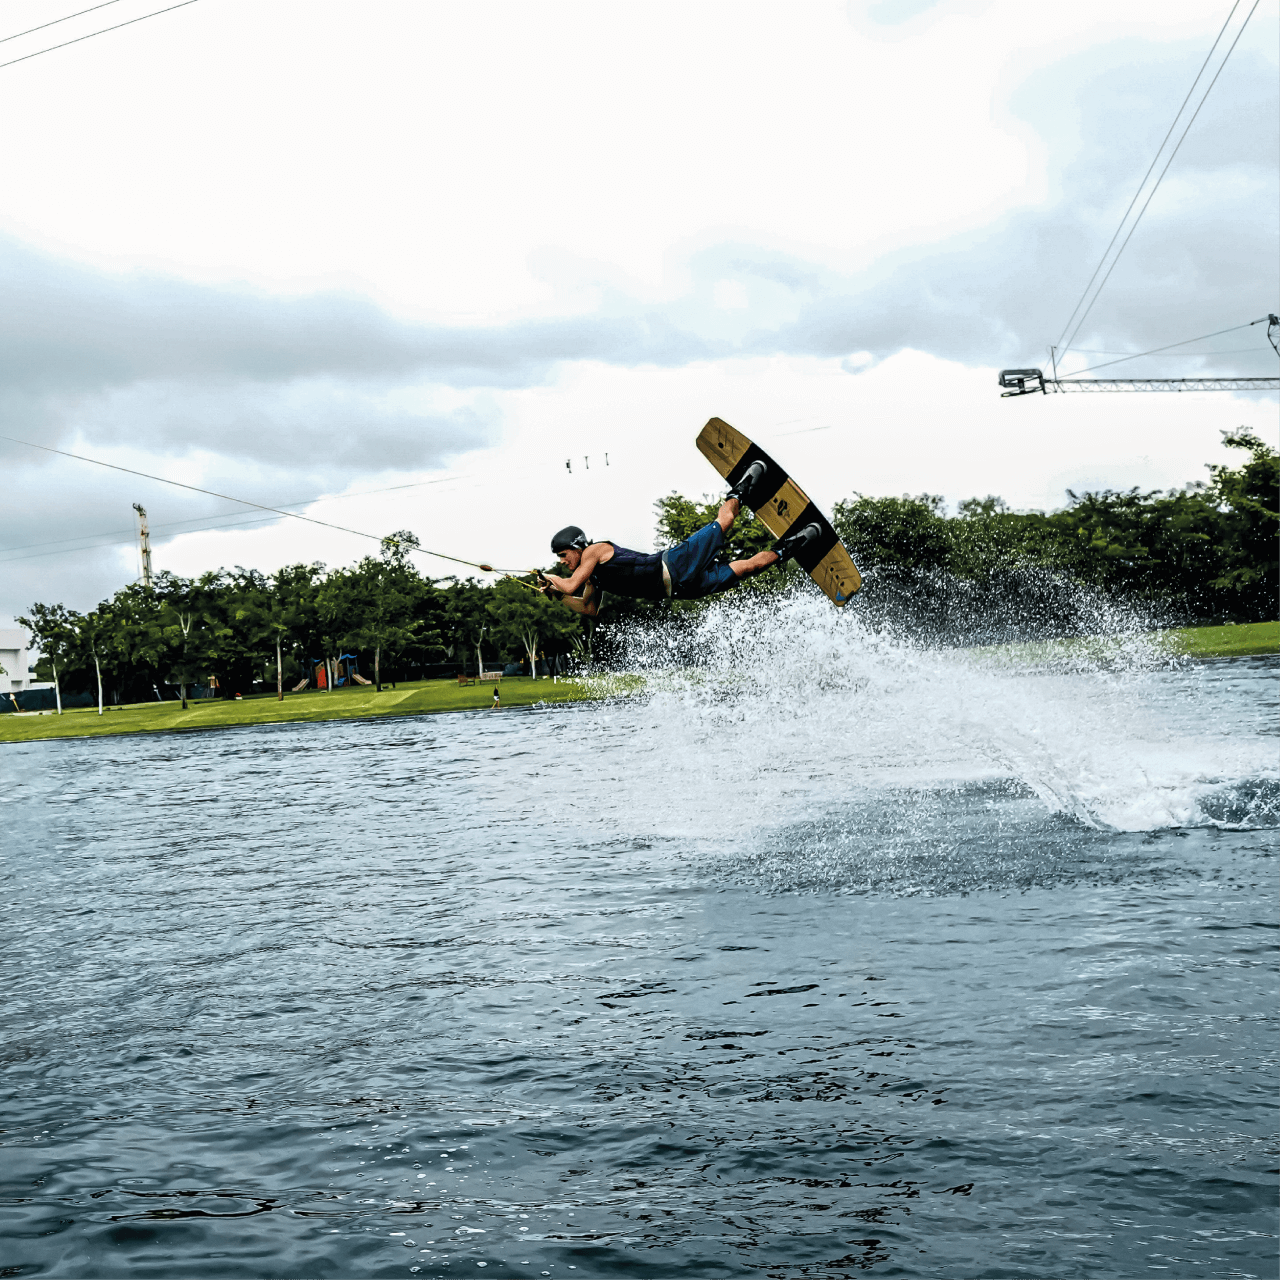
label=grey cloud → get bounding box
[613,37,1277,377]
[9,33,1271,479]
[747,43,1279,376]
[0,234,719,487]
[69,379,497,472]
[2,238,716,398]
[513,39,1277,379]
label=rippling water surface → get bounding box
[2,600,1277,1279]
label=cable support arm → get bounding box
[999,370,1279,396]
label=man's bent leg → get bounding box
[664,516,782,598]
[675,549,781,599]
[675,562,743,599]
[663,520,729,591]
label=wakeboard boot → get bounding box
[726,459,770,509]
[772,521,821,564]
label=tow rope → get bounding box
[0,431,536,580]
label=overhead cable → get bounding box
[0,0,199,71]
[0,473,473,564]
[1052,0,1241,353]
[1068,345,1263,356]
[0,0,124,46]
[1059,317,1273,378]
[0,432,512,574]
[1055,0,1260,357]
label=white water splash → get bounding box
[573,587,1276,838]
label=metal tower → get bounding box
[133,503,153,588]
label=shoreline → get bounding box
[1161,620,1279,659]
[2,621,1275,746]
[0,676,593,746]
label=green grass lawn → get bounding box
[0,676,592,744]
[1163,620,1279,658]
[971,619,1278,669]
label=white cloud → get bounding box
[0,0,1256,315]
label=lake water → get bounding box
[2,595,1277,1279]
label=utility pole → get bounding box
[133,503,153,587]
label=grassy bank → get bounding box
[972,619,1279,669]
[0,676,592,745]
[1163,620,1279,658]
[979,619,1280,672]
[3,622,1274,747]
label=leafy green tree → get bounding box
[653,491,775,562]
[106,580,177,703]
[442,578,493,674]
[407,577,450,671]
[275,564,323,693]
[149,571,234,706]
[486,576,575,673]
[17,603,82,714]
[1205,428,1278,615]
[832,493,952,572]
[324,535,431,691]
[373,531,441,686]
[827,434,1278,630]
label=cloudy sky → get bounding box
[1,0,1276,626]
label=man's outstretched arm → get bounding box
[546,580,599,617]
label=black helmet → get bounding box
[550,525,589,553]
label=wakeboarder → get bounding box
[539,463,821,617]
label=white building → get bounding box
[0,628,34,692]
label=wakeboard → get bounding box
[696,416,862,606]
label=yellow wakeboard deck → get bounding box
[696,416,862,606]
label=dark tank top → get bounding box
[588,542,666,600]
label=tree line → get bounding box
[17,533,587,713]
[13,429,1276,711]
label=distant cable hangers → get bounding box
[0,432,523,576]
[565,453,608,474]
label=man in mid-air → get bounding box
[539,462,819,616]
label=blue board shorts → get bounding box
[661,520,741,599]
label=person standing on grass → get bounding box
[491,685,501,710]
